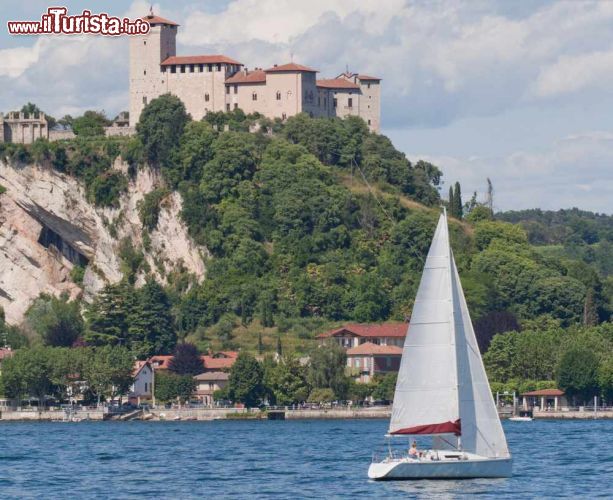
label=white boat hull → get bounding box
[368,455,512,480]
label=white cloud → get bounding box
[414,131,613,213]
[532,49,613,98]
[0,41,44,78]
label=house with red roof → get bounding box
[317,323,406,383]
[130,12,381,131]
[316,323,407,349]
[148,351,238,373]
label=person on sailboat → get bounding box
[408,441,419,459]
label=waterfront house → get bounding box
[521,389,568,411]
[346,342,403,384]
[128,361,154,405]
[193,371,229,406]
[316,323,407,349]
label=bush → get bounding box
[307,387,335,403]
[87,171,127,207]
[138,188,170,231]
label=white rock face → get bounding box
[0,160,207,324]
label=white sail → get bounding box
[451,255,510,458]
[389,213,459,435]
[389,210,509,459]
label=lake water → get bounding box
[1,418,612,498]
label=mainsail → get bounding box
[389,211,509,459]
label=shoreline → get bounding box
[1,406,613,422]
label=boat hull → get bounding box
[368,457,512,480]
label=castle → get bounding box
[130,14,381,131]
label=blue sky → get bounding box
[1,0,612,213]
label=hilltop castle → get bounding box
[130,14,381,131]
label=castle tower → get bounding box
[129,14,178,126]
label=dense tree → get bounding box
[1,347,54,404]
[25,294,83,347]
[82,345,134,405]
[557,346,600,403]
[168,343,203,375]
[263,356,309,405]
[137,94,190,168]
[371,373,397,401]
[154,371,196,403]
[227,352,265,407]
[0,307,29,349]
[72,110,110,137]
[453,182,463,219]
[307,387,335,403]
[307,344,349,400]
[128,280,177,358]
[85,282,134,346]
[474,310,520,353]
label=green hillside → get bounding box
[1,96,611,359]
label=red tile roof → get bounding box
[317,78,360,90]
[194,371,229,381]
[521,389,565,397]
[148,355,173,370]
[347,342,403,356]
[265,63,317,73]
[226,70,267,84]
[142,15,179,26]
[161,55,242,66]
[0,348,14,361]
[148,352,238,371]
[202,353,237,370]
[317,323,408,339]
[357,74,381,81]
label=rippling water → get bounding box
[1,418,612,498]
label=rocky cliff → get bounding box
[0,160,207,324]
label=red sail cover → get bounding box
[391,419,461,436]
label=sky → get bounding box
[1,0,612,213]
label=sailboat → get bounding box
[368,209,512,480]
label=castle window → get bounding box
[276,91,281,100]
[368,119,371,126]
[207,64,212,72]
[198,64,204,72]
[234,103,238,110]
[252,92,257,101]
[180,65,185,73]
[143,96,147,105]
[282,112,287,120]
[348,97,353,108]
[161,67,166,73]
[226,103,230,111]
[367,83,371,89]
[205,93,210,102]
[216,64,221,72]
[234,85,238,94]
[226,86,230,95]
[333,98,337,108]
[171,65,176,73]
[189,64,195,73]
[144,70,147,75]
[143,41,146,46]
